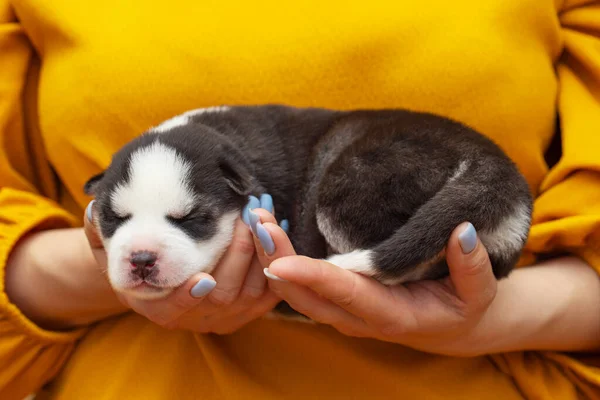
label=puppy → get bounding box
[84,105,532,304]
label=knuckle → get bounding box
[228,236,256,256]
[239,285,265,302]
[335,293,356,308]
[172,294,197,311]
[309,258,329,282]
[209,286,240,307]
[464,251,491,277]
[471,285,497,312]
[331,277,358,308]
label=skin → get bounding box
[254,213,600,356]
[5,207,600,356]
[5,206,280,333]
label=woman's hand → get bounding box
[254,214,600,356]
[86,195,282,334]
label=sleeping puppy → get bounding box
[84,105,533,305]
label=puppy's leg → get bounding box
[316,140,531,284]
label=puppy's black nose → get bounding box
[130,251,158,276]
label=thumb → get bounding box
[83,200,104,249]
[248,208,297,268]
[445,222,497,311]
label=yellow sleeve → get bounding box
[0,2,87,399]
[519,0,600,390]
[528,0,600,273]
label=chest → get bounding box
[19,0,563,207]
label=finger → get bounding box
[241,195,260,225]
[266,255,403,330]
[82,200,109,273]
[279,219,289,233]
[259,193,274,214]
[241,193,275,225]
[238,255,270,301]
[446,222,497,312]
[246,219,370,333]
[126,272,217,326]
[248,209,296,266]
[208,195,275,306]
[210,248,282,320]
[207,218,257,306]
[248,208,278,236]
[200,291,281,334]
[203,255,273,319]
[267,278,370,336]
[83,200,103,248]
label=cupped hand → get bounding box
[254,216,501,357]
[84,195,283,334]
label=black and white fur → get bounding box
[85,105,532,303]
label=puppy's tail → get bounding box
[326,161,532,284]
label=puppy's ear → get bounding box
[84,172,105,196]
[217,146,254,196]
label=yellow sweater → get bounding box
[1,0,600,398]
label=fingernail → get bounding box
[86,200,95,222]
[249,209,260,235]
[242,195,260,225]
[458,223,477,254]
[263,268,287,282]
[190,278,217,298]
[279,219,289,233]
[256,222,275,255]
[260,193,274,213]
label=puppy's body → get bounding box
[85,105,532,304]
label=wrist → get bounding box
[470,256,600,355]
[5,228,127,330]
[467,270,544,355]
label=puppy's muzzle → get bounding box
[130,250,158,279]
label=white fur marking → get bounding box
[151,115,190,133]
[449,160,469,182]
[105,141,238,300]
[479,202,530,256]
[182,106,231,117]
[326,249,376,276]
[111,142,196,217]
[150,106,231,133]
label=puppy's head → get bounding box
[85,125,253,299]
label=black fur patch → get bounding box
[85,105,532,318]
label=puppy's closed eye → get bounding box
[166,209,212,226]
[104,206,132,224]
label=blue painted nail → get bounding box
[249,209,260,234]
[260,194,274,213]
[86,200,95,222]
[263,268,287,282]
[256,222,275,255]
[242,195,260,225]
[280,219,289,233]
[190,278,217,298]
[458,223,477,254]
